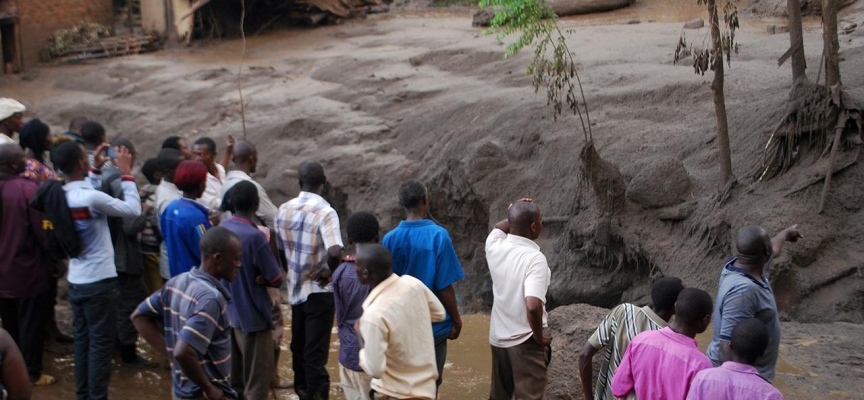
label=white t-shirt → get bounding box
[198,163,226,211]
[486,228,550,348]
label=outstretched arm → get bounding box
[218,135,234,172]
[771,224,802,257]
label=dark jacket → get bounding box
[102,170,145,275]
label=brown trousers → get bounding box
[142,253,163,295]
[489,337,549,400]
[231,328,276,399]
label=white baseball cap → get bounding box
[0,98,26,121]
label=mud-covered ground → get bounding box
[3,0,864,397]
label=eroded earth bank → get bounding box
[3,0,864,398]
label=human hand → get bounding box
[255,275,267,286]
[53,258,68,278]
[226,135,235,151]
[202,386,225,400]
[142,203,154,214]
[313,268,332,287]
[448,320,463,340]
[354,320,365,348]
[783,224,803,242]
[115,146,134,176]
[535,327,552,346]
[92,143,112,169]
[508,198,534,209]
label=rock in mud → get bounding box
[657,201,697,221]
[545,303,609,400]
[626,157,691,208]
[473,9,496,27]
[546,0,634,17]
[684,18,705,29]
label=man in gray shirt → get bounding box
[707,224,802,382]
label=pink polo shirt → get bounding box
[686,361,784,400]
[611,327,712,400]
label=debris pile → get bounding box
[45,22,162,64]
[295,0,389,19]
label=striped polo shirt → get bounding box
[587,303,667,400]
[136,267,237,399]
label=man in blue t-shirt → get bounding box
[382,180,464,389]
[707,224,801,382]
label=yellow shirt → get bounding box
[358,274,445,400]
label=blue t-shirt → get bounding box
[220,217,283,333]
[161,198,212,277]
[707,257,781,382]
[383,219,464,339]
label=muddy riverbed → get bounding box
[5,0,864,397]
[32,304,864,399]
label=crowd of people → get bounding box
[0,96,799,400]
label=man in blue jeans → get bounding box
[52,141,141,400]
[382,179,464,389]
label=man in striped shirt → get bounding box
[578,277,685,400]
[275,161,343,399]
[132,227,242,400]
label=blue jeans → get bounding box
[68,278,119,400]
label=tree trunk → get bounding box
[823,0,841,87]
[708,0,734,186]
[787,0,807,83]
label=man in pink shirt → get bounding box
[687,318,784,400]
[611,288,714,400]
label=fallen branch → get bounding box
[783,146,859,197]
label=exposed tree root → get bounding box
[757,80,862,184]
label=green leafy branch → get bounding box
[479,0,593,143]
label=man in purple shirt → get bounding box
[220,181,283,399]
[333,212,379,400]
[687,318,784,400]
[611,288,714,400]
[0,144,53,385]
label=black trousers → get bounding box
[291,292,335,400]
[116,272,148,352]
[0,289,52,378]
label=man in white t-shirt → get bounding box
[192,136,230,213]
[485,198,552,400]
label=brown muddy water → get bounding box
[33,306,493,400]
[33,308,807,400]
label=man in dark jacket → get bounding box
[0,143,54,385]
[104,139,156,368]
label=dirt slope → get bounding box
[1,3,863,324]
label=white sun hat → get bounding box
[0,98,26,121]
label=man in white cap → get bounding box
[0,98,26,144]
